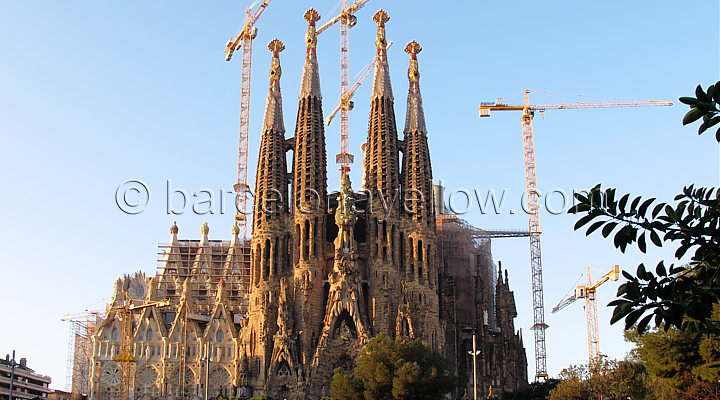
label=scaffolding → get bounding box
[156,239,251,313]
[64,317,98,400]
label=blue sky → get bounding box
[0,0,718,388]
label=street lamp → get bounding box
[467,334,481,400]
[201,342,214,400]
[8,350,18,400]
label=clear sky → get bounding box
[0,0,718,389]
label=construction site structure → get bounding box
[62,312,103,400]
[224,0,273,239]
[552,265,620,362]
[479,89,673,379]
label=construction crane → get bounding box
[224,0,273,239]
[108,293,171,400]
[315,0,370,172]
[552,265,620,362]
[478,89,672,380]
[326,40,393,127]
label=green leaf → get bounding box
[650,231,662,247]
[637,314,653,334]
[696,84,708,101]
[630,196,641,212]
[618,193,630,211]
[638,233,647,253]
[679,96,699,106]
[611,306,629,325]
[625,309,645,329]
[656,262,667,277]
[574,213,596,230]
[602,222,618,238]
[683,108,705,125]
[586,220,605,235]
[638,198,655,217]
[652,203,665,218]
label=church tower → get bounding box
[364,10,402,336]
[398,41,443,348]
[242,38,293,393]
[291,9,329,377]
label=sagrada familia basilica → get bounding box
[88,9,527,400]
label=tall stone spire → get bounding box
[242,39,293,390]
[402,41,433,225]
[371,10,392,100]
[299,9,322,99]
[365,10,400,202]
[364,9,402,337]
[399,40,442,349]
[291,8,328,382]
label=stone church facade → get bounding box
[89,9,526,400]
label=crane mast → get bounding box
[479,89,671,380]
[315,0,369,172]
[520,89,549,379]
[337,0,353,172]
[326,40,393,127]
[225,0,272,239]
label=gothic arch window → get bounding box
[135,367,158,397]
[183,368,196,398]
[209,368,230,398]
[303,219,310,261]
[111,327,119,341]
[216,330,224,343]
[276,363,291,377]
[146,329,154,342]
[101,364,121,388]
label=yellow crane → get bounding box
[326,40,393,127]
[224,0,273,239]
[478,90,672,379]
[109,294,171,400]
[316,0,370,172]
[552,265,620,362]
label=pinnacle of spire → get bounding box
[231,224,240,245]
[300,9,322,99]
[262,39,286,133]
[404,40,426,134]
[200,222,209,245]
[169,221,179,245]
[371,10,393,101]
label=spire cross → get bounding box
[304,9,321,53]
[373,10,390,59]
[405,40,422,87]
[268,38,284,90]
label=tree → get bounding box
[621,306,720,400]
[498,379,560,400]
[569,81,720,335]
[548,358,649,400]
[329,334,456,400]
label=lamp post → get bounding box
[8,350,17,400]
[202,342,212,400]
[467,334,481,400]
